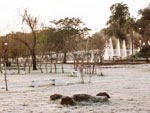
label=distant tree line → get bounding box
[0,3,150,70]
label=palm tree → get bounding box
[137,5,150,62]
[104,2,130,41]
[124,17,137,58]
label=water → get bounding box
[116,39,121,57]
[122,40,127,59]
[108,38,114,60]
[129,41,132,56]
[104,41,109,60]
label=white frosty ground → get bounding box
[0,64,150,113]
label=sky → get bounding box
[0,0,149,36]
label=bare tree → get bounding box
[90,32,108,63]
[14,9,39,70]
[0,37,8,91]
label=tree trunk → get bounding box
[0,58,2,73]
[56,53,58,63]
[100,56,103,64]
[73,59,76,70]
[49,54,52,73]
[92,63,95,74]
[45,63,48,73]
[80,59,84,83]
[145,49,149,63]
[45,57,48,73]
[63,52,67,63]
[146,57,149,63]
[54,63,57,73]
[39,58,43,73]
[145,41,149,63]
[62,63,64,73]
[4,63,8,91]
[24,62,26,71]
[88,67,92,83]
[131,31,134,61]
[50,63,52,73]
[32,53,37,70]
[40,64,43,73]
[28,64,31,74]
[16,57,20,74]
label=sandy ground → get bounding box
[0,64,150,113]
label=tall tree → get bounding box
[107,2,130,29]
[124,17,137,57]
[14,9,39,70]
[105,2,130,40]
[37,28,56,56]
[137,5,150,62]
[51,17,90,63]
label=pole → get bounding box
[4,42,8,91]
[4,62,8,91]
